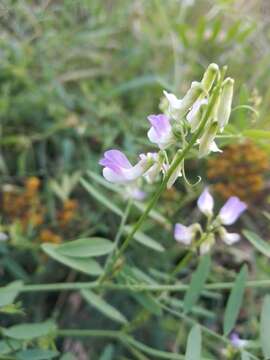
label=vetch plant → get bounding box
[1,63,268,360]
[98,63,235,274]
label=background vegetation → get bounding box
[0,1,270,359]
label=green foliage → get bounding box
[185,325,202,360]
[0,0,269,358]
[41,243,103,276]
[183,254,211,313]
[223,265,248,336]
[56,237,115,258]
[2,321,56,340]
[243,230,270,258]
[260,295,270,359]
[81,290,128,325]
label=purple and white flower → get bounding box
[174,188,247,254]
[218,196,247,225]
[99,150,155,184]
[218,227,241,245]
[230,332,248,349]
[147,114,174,149]
[197,188,214,217]
[174,223,199,245]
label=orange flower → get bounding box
[207,141,269,202]
[25,177,40,195]
[39,229,62,244]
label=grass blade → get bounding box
[223,265,247,336]
[185,325,201,360]
[260,295,270,358]
[184,254,211,313]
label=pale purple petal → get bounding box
[219,196,247,225]
[219,227,241,245]
[100,150,153,184]
[230,333,248,349]
[174,223,193,245]
[102,167,127,183]
[147,127,160,144]
[99,150,132,170]
[147,114,170,136]
[147,114,173,149]
[197,188,214,216]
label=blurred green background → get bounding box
[1,1,270,358]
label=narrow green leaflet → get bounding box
[183,254,211,313]
[223,265,248,336]
[56,238,114,258]
[16,349,59,360]
[0,281,23,307]
[80,178,123,216]
[243,230,270,258]
[260,295,270,358]
[185,325,202,360]
[81,289,128,324]
[124,226,164,252]
[3,321,56,340]
[41,243,102,276]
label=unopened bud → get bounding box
[198,121,220,158]
[187,100,208,133]
[201,63,220,93]
[178,81,204,117]
[217,78,234,130]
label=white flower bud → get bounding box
[179,81,204,116]
[198,121,221,158]
[164,82,204,120]
[187,99,208,133]
[217,78,234,131]
[201,63,220,93]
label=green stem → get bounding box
[56,329,121,339]
[57,329,185,359]
[8,278,270,294]
[98,199,133,283]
